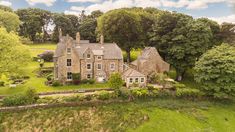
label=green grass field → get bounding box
[0,98,234,131]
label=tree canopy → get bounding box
[0,28,30,76]
[97,9,143,63]
[0,10,20,32]
[194,44,235,98]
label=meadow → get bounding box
[0,98,234,131]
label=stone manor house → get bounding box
[54,31,170,87]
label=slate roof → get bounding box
[54,36,123,60]
[123,68,146,77]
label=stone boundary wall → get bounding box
[0,88,113,99]
[0,99,129,112]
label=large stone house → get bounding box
[54,32,123,83]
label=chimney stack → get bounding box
[76,32,80,44]
[58,28,62,39]
[100,35,104,45]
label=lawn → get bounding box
[0,98,234,131]
[0,43,108,95]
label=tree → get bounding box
[78,10,103,42]
[108,73,123,89]
[0,10,20,32]
[97,9,143,63]
[151,12,214,81]
[0,5,13,12]
[16,8,52,42]
[52,13,79,42]
[0,28,30,76]
[194,44,235,98]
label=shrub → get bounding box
[52,81,61,87]
[194,44,235,98]
[131,88,149,98]
[173,83,186,89]
[38,51,54,62]
[63,95,84,102]
[2,88,39,106]
[47,74,53,81]
[108,73,123,89]
[119,88,131,99]
[81,79,95,84]
[0,81,4,86]
[72,73,81,85]
[148,72,168,84]
[157,90,174,98]
[84,94,93,101]
[97,91,112,100]
[176,88,202,98]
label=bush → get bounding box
[97,91,112,100]
[38,51,54,62]
[84,94,93,101]
[176,88,202,98]
[47,74,53,81]
[2,88,39,106]
[52,81,61,87]
[131,88,149,98]
[63,95,84,102]
[72,73,81,85]
[148,72,168,84]
[194,44,235,98]
[81,79,95,84]
[173,83,186,89]
[108,73,123,89]
[0,81,4,86]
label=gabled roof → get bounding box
[123,68,146,77]
[54,36,123,60]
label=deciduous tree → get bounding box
[194,44,235,98]
[0,10,20,32]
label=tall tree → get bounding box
[78,10,103,42]
[16,8,51,42]
[97,9,143,63]
[0,5,13,12]
[0,10,20,32]
[151,12,214,81]
[0,28,30,76]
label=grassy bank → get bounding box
[0,98,234,131]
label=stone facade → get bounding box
[131,47,170,76]
[54,33,123,83]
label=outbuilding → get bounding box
[122,68,147,88]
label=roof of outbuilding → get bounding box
[123,68,146,77]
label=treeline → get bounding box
[0,5,103,43]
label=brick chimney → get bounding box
[76,32,80,44]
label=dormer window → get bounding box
[87,54,91,59]
[67,48,71,54]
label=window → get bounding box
[67,59,71,66]
[110,63,115,70]
[129,78,133,83]
[97,63,102,70]
[135,78,138,83]
[87,63,92,70]
[67,48,71,54]
[87,54,91,59]
[97,56,102,60]
[141,78,144,83]
[67,72,72,80]
[87,74,91,79]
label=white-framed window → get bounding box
[110,63,115,70]
[97,56,102,60]
[135,78,138,83]
[67,59,71,66]
[67,48,71,54]
[67,72,72,80]
[87,74,92,79]
[97,63,102,70]
[87,63,92,70]
[141,78,145,83]
[87,54,91,59]
[129,78,133,83]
